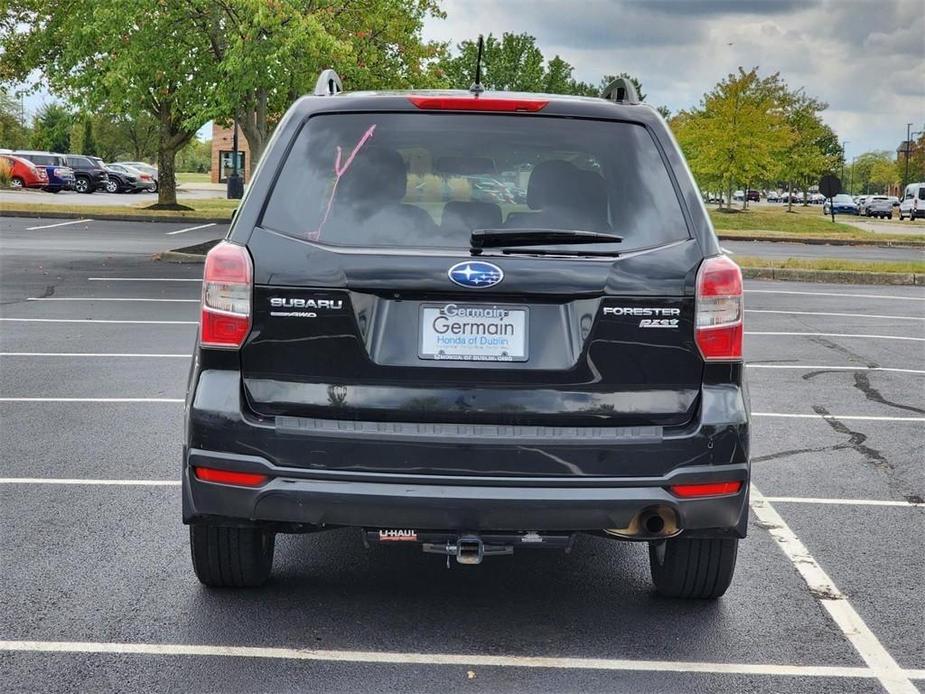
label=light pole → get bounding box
[903,123,912,192]
[841,140,849,182]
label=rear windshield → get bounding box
[261,113,689,252]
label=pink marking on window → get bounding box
[309,124,377,240]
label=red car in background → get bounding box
[1,154,49,189]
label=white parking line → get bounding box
[27,297,198,303]
[87,277,201,282]
[747,332,925,342]
[0,478,180,486]
[0,639,895,680]
[0,318,196,325]
[753,412,925,422]
[747,289,925,302]
[25,219,93,230]
[0,353,188,358]
[749,487,917,693]
[0,398,184,403]
[762,497,925,508]
[747,364,925,375]
[748,309,925,322]
[165,222,216,236]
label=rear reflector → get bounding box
[695,255,743,361]
[200,241,252,349]
[408,96,548,112]
[193,466,269,487]
[669,481,743,498]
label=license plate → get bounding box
[419,304,528,362]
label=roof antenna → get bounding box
[469,35,485,94]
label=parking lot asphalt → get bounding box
[1,216,923,693]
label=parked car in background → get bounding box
[823,194,859,215]
[865,196,893,219]
[64,154,109,194]
[117,161,158,192]
[1,154,49,189]
[103,163,151,193]
[855,195,867,210]
[810,193,825,204]
[746,190,759,202]
[732,190,744,201]
[899,182,925,220]
[889,196,900,207]
[766,190,779,202]
[12,151,75,192]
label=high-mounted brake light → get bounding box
[193,466,269,487]
[695,255,743,361]
[669,481,743,498]
[408,96,548,112]
[199,241,252,349]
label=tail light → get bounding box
[193,466,268,487]
[200,241,252,349]
[408,96,548,112]
[669,481,742,498]
[695,255,743,361]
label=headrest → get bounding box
[338,146,407,204]
[526,160,583,210]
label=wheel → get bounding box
[151,181,158,193]
[888,214,892,220]
[189,524,275,588]
[10,176,24,189]
[105,179,119,194]
[74,176,92,194]
[649,537,738,599]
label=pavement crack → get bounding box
[812,405,891,469]
[808,336,877,369]
[38,284,56,298]
[752,443,846,463]
[852,372,925,415]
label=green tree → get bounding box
[849,151,898,195]
[2,2,221,206]
[0,89,30,149]
[186,0,443,167]
[176,138,211,173]
[771,86,838,209]
[672,68,791,209]
[439,33,598,96]
[31,104,72,153]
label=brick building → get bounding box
[211,123,251,184]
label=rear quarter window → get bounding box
[261,112,690,253]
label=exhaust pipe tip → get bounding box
[604,506,680,540]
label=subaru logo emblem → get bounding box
[447,261,504,288]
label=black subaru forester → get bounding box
[183,73,750,598]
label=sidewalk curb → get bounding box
[1,209,229,225]
[717,233,925,248]
[742,267,924,285]
[156,251,208,264]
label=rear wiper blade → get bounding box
[471,228,623,252]
[500,247,621,257]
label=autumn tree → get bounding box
[672,68,791,209]
[849,151,898,195]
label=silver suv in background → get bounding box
[863,195,892,219]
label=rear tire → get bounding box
[75,176,92,194]
[189,524,275,588]
[649,537,738,599]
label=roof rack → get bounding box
[600,76,640,104]
[314,69,343,97]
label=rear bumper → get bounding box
[183,370,750,537]
[183,451,749,536]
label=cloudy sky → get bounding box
[423,0,925,158]
[16,0,923,155]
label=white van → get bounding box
[899,182,925,220]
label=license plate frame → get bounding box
[418,303,529,362]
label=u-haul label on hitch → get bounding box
[378,529,418,542]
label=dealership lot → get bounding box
[0,217,923,693]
